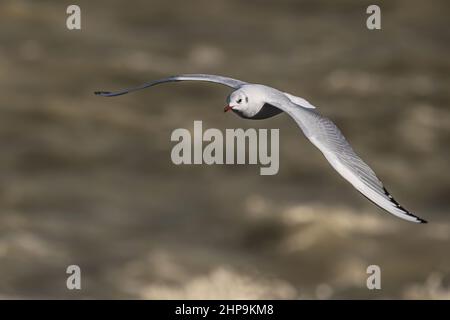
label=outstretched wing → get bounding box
[272,99,426,223]
[95,74,247,97]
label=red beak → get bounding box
[224,105,233,113]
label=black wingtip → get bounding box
[94,91,129,97]
[382,187,428,224]
[417,218,428,224]
[95,91,111,96]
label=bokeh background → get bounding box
[0,0,449,299]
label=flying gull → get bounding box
[95,74,426,223]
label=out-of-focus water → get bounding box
[0,0,449,299]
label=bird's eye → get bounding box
[237,98,242,104]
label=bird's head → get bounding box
[224,85,282,119]
[225,90,249,112]
[224,88,262,119]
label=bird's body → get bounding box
[96,74,427,223]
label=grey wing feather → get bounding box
[276,101,426,223]
[95,74,247,97]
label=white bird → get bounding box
[95,74,426,223]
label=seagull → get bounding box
[95,74,427,223]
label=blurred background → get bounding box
[0,0,449,299]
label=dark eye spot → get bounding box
[237,98,242,104]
